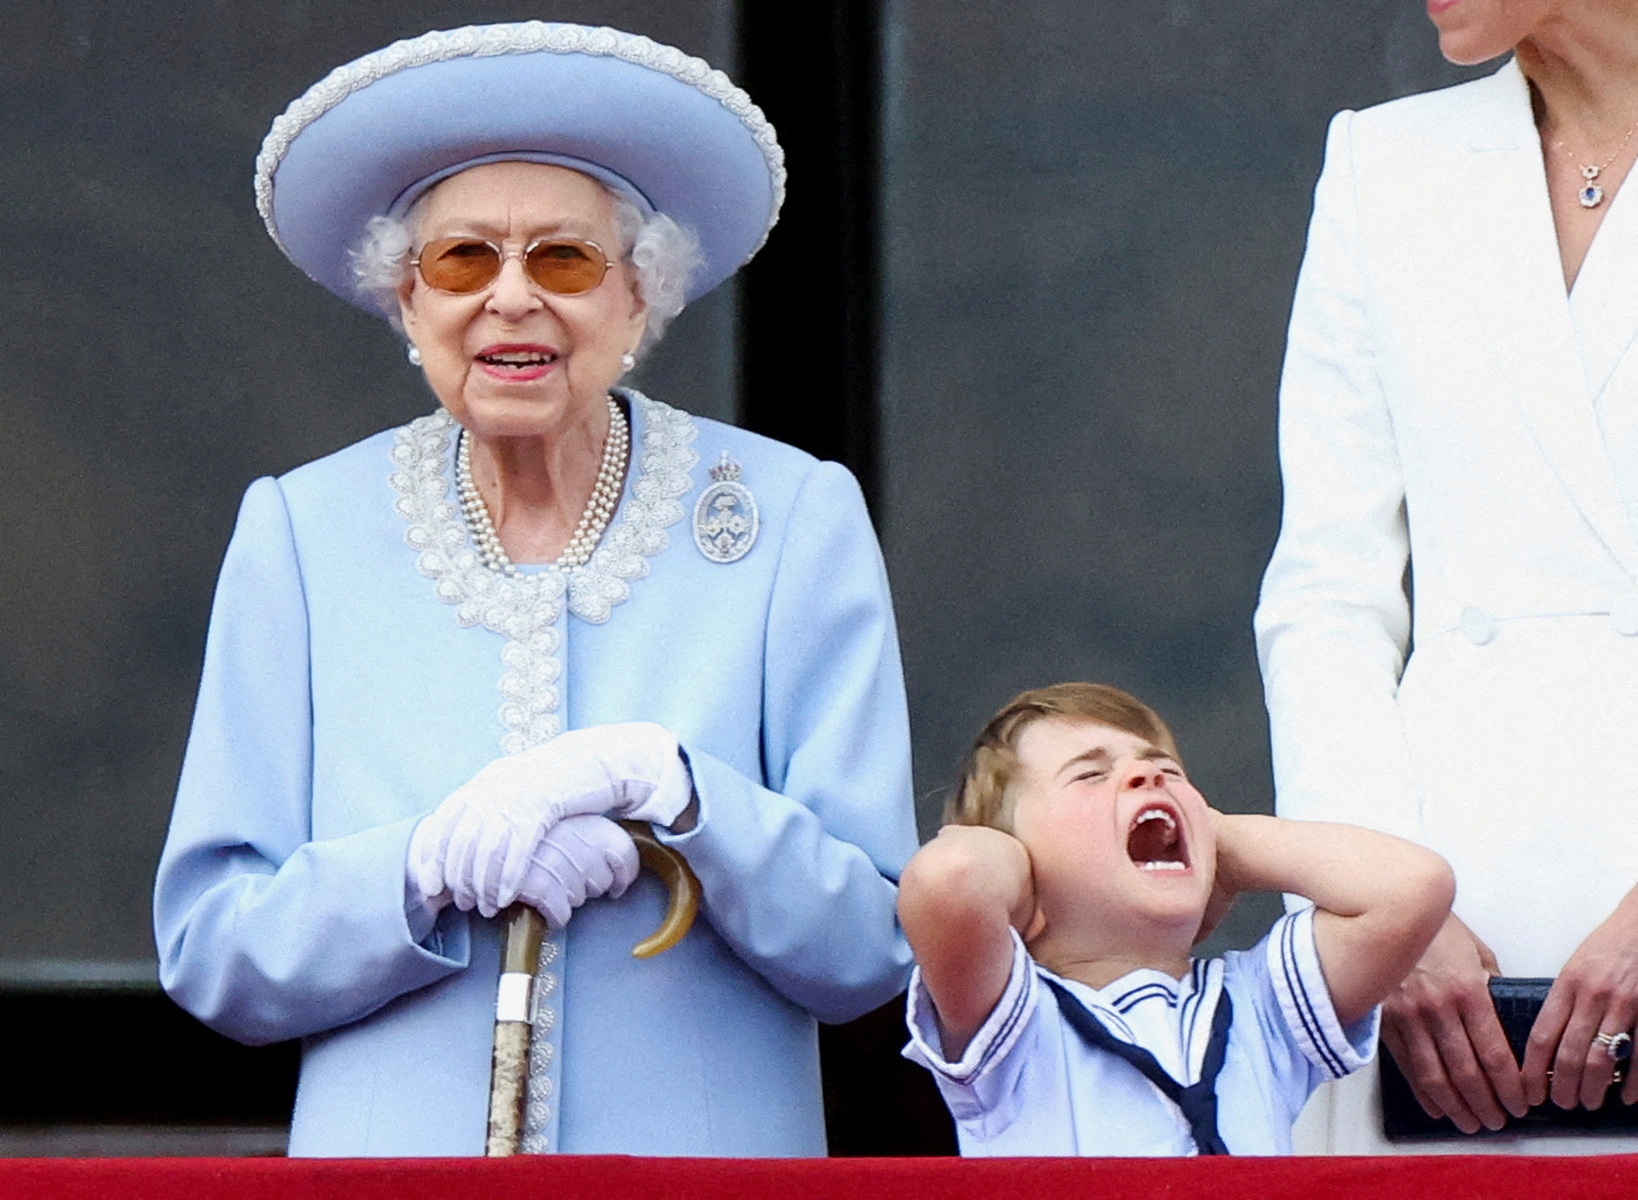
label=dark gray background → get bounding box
[0,2,1484,975]
[878,4,1485,951]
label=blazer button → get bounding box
[1459,606,1497,645]
[1613,595,1638,637]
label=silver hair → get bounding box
[349,184,702,358]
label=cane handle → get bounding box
[617,819,701,957]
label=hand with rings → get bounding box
[1521,898,1638,1111]
[1595,1031,1633,1086]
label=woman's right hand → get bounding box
[408,723,693,915]
[1379,912,1528,1133]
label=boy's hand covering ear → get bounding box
[915,825,1040,935]
[1193,809,1234,945]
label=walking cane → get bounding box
[485,821,702,1155]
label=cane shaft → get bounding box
[485,1021,532,1155]
[485,905,546,1157]
[500,904,547,975]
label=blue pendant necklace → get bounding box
[1555,119,1637,209]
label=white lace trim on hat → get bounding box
[387,389,698,755]
[255,22,785,255]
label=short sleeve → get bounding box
[901,928,1039,1136]
[1231,908,1378,1096]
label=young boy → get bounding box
[899,683,1453,1156]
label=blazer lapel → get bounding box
[1453,61,1638,579]
[1568,177,1638,404]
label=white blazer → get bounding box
[1258,57,1638,986]
[1257,59,1638,1154]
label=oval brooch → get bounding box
[694,451,759,564]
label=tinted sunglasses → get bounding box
[410,236,614,296]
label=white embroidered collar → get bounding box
[389,387,698,627]
[388,390,696,754]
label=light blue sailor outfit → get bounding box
[154,392,915,1156]
[902,908,1376,1156]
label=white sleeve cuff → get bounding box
[902,927,1036,1084]
[1266,906,1378,1080]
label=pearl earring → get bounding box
[620,352,636,372]
[407,344,423,366]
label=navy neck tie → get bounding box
[1042,976,1234,1156]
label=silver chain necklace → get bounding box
[455,396,630,575]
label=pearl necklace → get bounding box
[456,397,630,575]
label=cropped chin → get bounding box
[448,386,591,442]
[1130,877,1212,934]
[1437,31,1516,66]
[1428,8,1523,68]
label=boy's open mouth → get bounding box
[1126,805,1189,872]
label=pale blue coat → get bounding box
[153,392,916,1157]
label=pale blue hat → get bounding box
[254,22,786,307]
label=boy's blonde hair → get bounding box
[947,682,1181,831]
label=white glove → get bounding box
[408,722,693,917]
[515,814,640,928]
[407,752,535,916]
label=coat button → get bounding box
[1613,595,1638,637]
[1459,606,1497,645]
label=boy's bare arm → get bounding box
[1213,813,1454,1027]
[898,826,1037,1058]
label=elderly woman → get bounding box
[1257,0,1638,1154]
[152,23,915,1157]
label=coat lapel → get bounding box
[1568,174,1638,404]
[1453,61,1638,579]
[1573,195,1638,546]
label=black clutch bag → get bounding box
[1381,977,1638,1139]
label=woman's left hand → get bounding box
[515,814,641,928]
[1522,892,1638,1111]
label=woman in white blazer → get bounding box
[1256,1,1638,1153]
